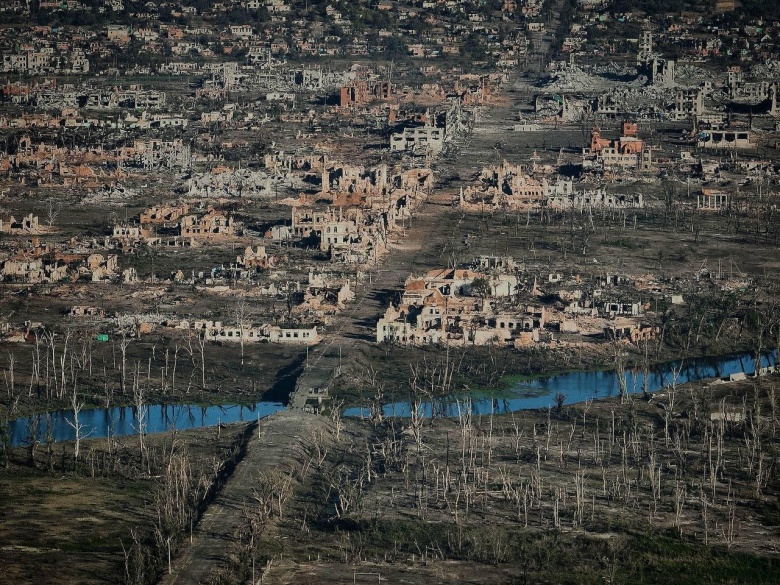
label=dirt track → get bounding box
[162,409,331,584]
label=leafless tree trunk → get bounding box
[45,198,61,231]
[30,334,41,397]
[44,413,55,472]
[119,332,131,395]
[5,351,15,398]
[42,330,56,399]
[330,399,344,441]
[171,343,180,395]
[673,479,686,536]
[613,342,628,403]
[133,363,147,469]
[26,415,40,467]
[65,384,88,461]
[721,481,737,549]
[59,329,72,397]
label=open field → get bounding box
[0,422,256,584]
[0,471,152,584]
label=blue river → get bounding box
[8,401,285,447]
[343,350,777,418]
[7,350,776,446]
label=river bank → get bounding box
[6,348,775,447]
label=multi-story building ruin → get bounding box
[180,211,235,239]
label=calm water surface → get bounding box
[7,351,776,446]
[344,351,777,419]
[8,401,285,447]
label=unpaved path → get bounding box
[162,410,330,584]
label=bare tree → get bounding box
[133,362,147,468]
[44,413,55,473]
[45,198,61,231]
[0,418,8,469]
[170,340,182,395]
[118,331,132,395]
[26,415,40,467]
[662,361,683,445]
[4,351,15,398]
[65,384,89,461]
[640,338,650,399]
[613,342,628,403]
[30,334,41,398]
[252,469,295,520]
[330,398,344,441]
[721,481,737,549]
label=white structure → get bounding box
[390,126,444,153]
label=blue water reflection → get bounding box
[8,401,285,447]
[344,351,777,419]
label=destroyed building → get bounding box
[292,206,387,264]
[125,140,191,170]
[459,161,568,211]
[376,267,541,347]
[180,211,235,240]
[697,128,753,150]
[584,124,653,172]
[339,80,391,108]
[390,125,445,154]
[236,246,275,269]
[674,89,704,120]
[546,189,644,210]
[179,320,320,346]
[140,203,191,225]
[0,214,41,234]
[697,189,729,210]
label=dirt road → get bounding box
[161,410,330,585]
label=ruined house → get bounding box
[70,306,105,317]
[1,258,69,283]
[181,320,320,346]
[180,211,235,239]
[604,321,659,343]
[697,188,729,210]
[112,224,146,241]
[85,253,119,282]
[140,203,191,225]
[236,245,275,269]
[339,80,391,107]
[674,88,703,120]
[546,189,643,210]
[697,128,752,150]
[584,124,652,172]
[376,267,539,347]
[458,160,639,211]
[186,169,274,199]
[291,206,388,264]
[599,300,642,317]
[125,139,191,170]
[390,125,445,154]
[0,214,41,234]
[295,279,355,317]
